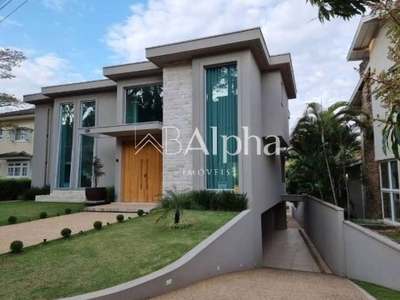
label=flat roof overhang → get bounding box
[103,61,162,81]
[23,93,52,104]
[347,15,380,61]
[41,79,117,98]
[146,28,297,99]
[78,122,163,138]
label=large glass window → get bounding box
[79,101,95,188]
[380,160,400,222]
[57,103,74,188]
[205,64,238,190]
[125,85,163,124]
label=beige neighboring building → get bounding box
[0,108,35,179]
[348,15,399,223]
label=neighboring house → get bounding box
[0,108,35,179]
[348,15,399,223]
[25,29,296,245]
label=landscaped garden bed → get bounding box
[0,210,238,300]
[0,202,85,226]
[351,219,400,244]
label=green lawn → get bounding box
[352,280,400,300]
[0,210,237,300]
[0,201,85,226]
[377,229,400,243]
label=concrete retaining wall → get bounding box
[344,221,400,291]
[63,210,254,300]
[292,197,346,276]
[292,196,400,291]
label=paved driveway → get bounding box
[152,268,370,300]
[0,212,136,254]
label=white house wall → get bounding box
[370,26,395,161]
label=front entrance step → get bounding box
[36,190,86,203]
[84,203,158,213]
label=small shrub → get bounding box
[105,186,117,204]
[137,209,144,216]
[65,208,72,215]
[39,212,48,219]
[23,186,50,201]
[190,190,217,210]
[61,228,72,238]
[210,191,248,212]
[116,214,124,223]
[8,216,17,224]
[10,240,23,253]
[93,221,102,230]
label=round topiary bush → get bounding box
[39,212,48,219]
[10,240,23,253]
[137,209,144,217]
[61,228,72,238]
[8,216,17,224]
[65,208,72,215]
[116,214,124,223]
[93,221,102,230]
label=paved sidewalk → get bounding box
[153,268,368,300]
[0,212,136,254]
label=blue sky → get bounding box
[0,0,363,128]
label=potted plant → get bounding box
[85,157,106,201]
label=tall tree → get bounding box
[288,102,369,207]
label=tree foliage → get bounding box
[0,48,26,80]
[366,1,400,159]
[307,0,380,22]
[288,102,369,207]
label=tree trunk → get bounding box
[174,210,180,224]
[321,133,338,206]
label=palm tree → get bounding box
[289,101,369,206]
[156,188,194,225]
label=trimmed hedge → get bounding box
[23,186,50,201]
[159,189,248,212]
[0,179,31,201]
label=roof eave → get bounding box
[103,61,162,81]
[347,15,380,61]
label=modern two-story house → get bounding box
[348,15,399,223]
[25,27,295,228]
[0,108,35,179]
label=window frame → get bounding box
[79,99,97,129]
[55,102,76,189]
[379,160,400,222]
[204,63,239,191]
[0,128,3,141]
[7,161,29,178]
[123,83,163,125]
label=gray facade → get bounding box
[25,28,296,263]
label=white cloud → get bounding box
[105,0,362,130]
[42,0,67,12]
[0,53,84,100]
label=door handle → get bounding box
[144,174,147,178]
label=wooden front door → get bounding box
[122,141,162,202]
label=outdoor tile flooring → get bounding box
[263,217,323,273]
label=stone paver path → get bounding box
[152,268,369,300]
[0,212,136,254]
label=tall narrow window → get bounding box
[125,85,163,124]
[57,103,74,188]
[206,64,238,190]
[79,101,95,188]
[380,160,400,222]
